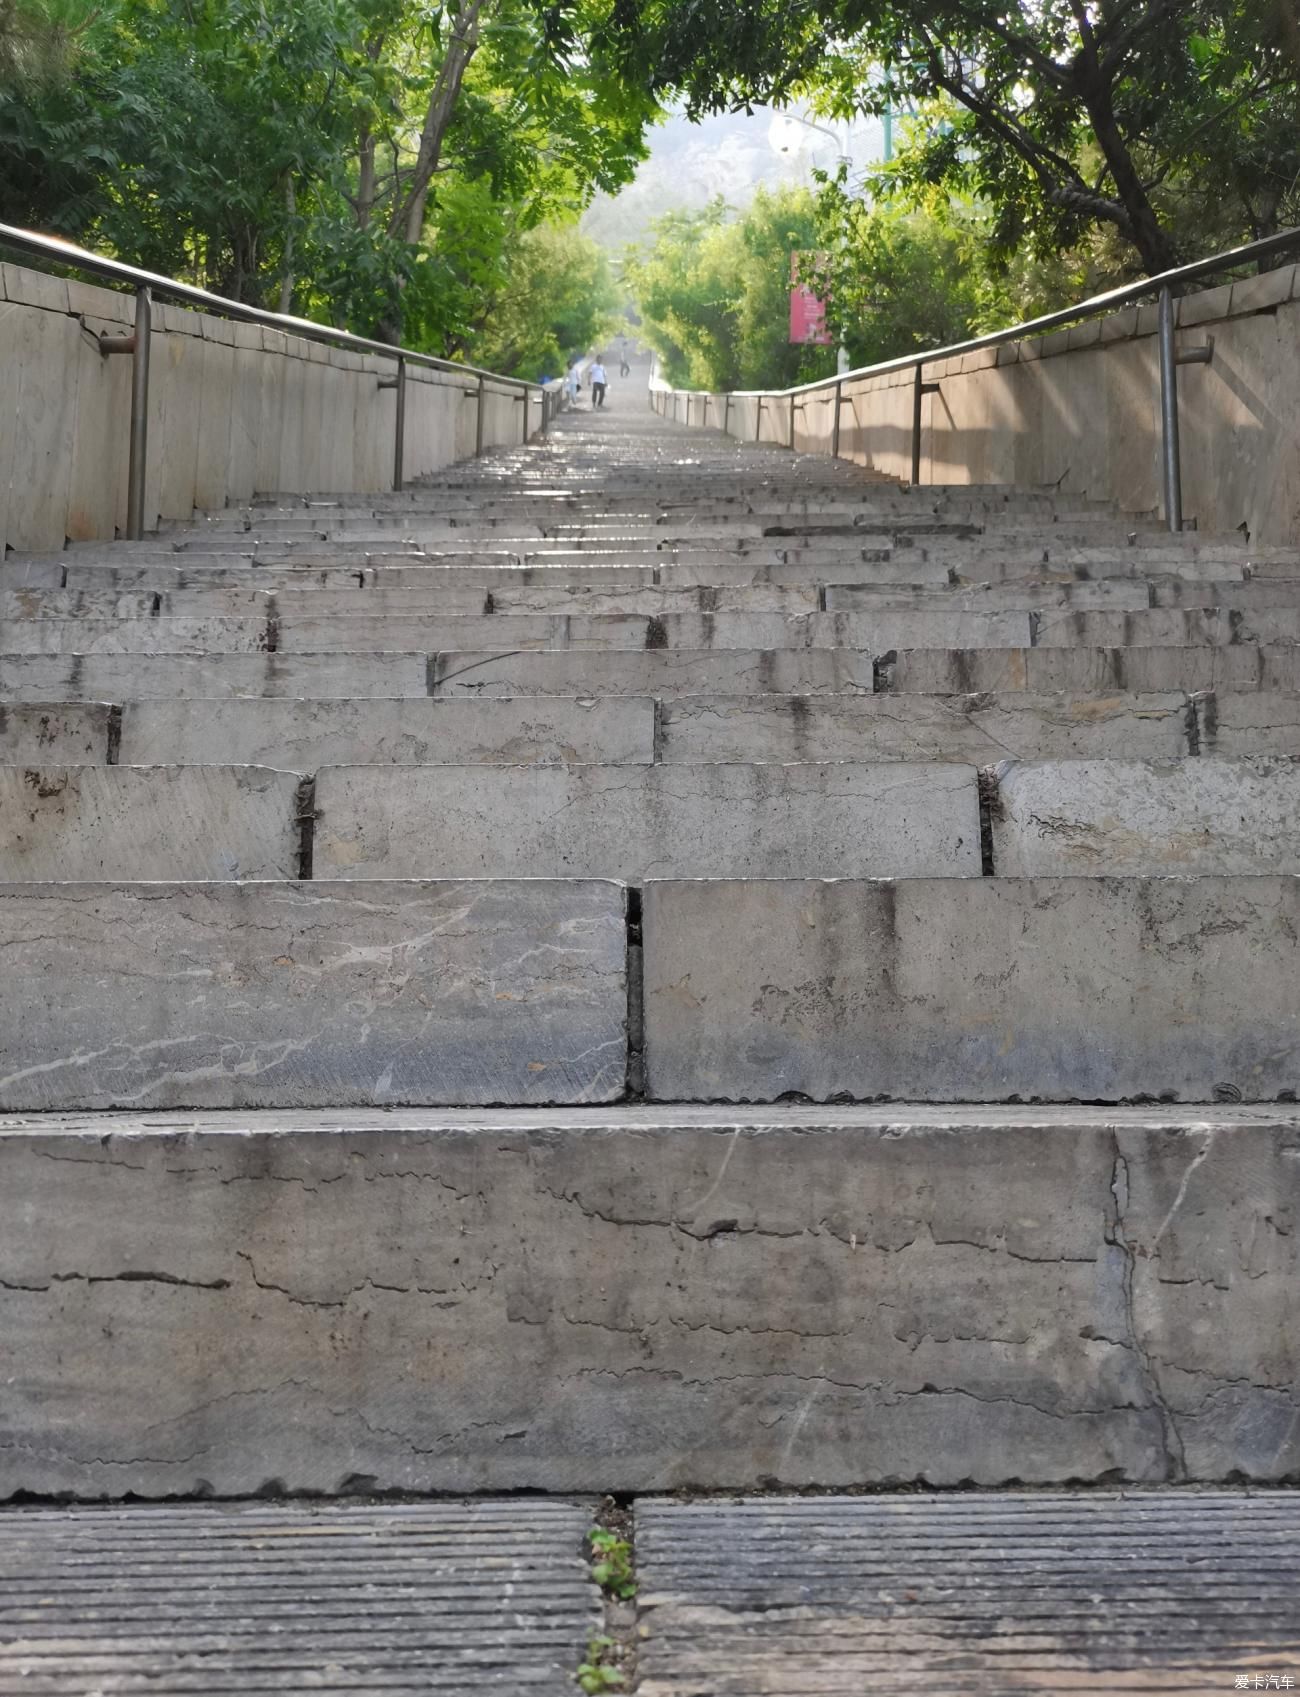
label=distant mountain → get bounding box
[583,105,888,255]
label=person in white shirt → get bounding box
[564,359,581,405]
[589,359,608,407]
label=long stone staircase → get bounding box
[1,400,1297,1689]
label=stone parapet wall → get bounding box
[0,260,537,553]
[654,265,1300,544]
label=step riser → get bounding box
[889,647,1300,693]
[642,876,1299,1102]
[1,1110,1293,1494]
[0,880,627,1110]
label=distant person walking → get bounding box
[618,337,631,378]
[590,358,608,408]
[564,359,581,406]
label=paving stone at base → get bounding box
[313,762,981,879]
[991,756,1300,875]
[0,1104,1294,1495]
[0,879,626,1110]
[429,649,873,697]
[0,765,300,879]
[0,702,114,763]
[642,876,1300,1102]
[119,696,656,767]
[0,1500,597,1695]
[635,1493,1300,1695]
[0,652,430,700]
[657,692,1193,763]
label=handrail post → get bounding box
[1158,286,1183,532]
[392,356,406,493]
[476,375,486,457]
[723,392,732,437]
[788,396,796,451]
[755,398,762,444]
[910,363,924,486]
[126,285,152,540]
[831,380,843,460]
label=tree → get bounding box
[594,0,1300,278]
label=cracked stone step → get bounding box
[0,1104,1293,1495]
[0,653,432,701]
[989,756,1300,875]
[886,645,1300,694]
[0,879,627,1110]
[427,649,874,697]
[641,875,1300,1102]
[310,761,981,880]
[0,765,301,880]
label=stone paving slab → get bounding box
[0,1499,597,1693]
[0,879,627,1109]
[119,696,656,767]
[657,691,1194,762]
[0,765,300,879]
[312,762,981,879]
[636,1492,1300,1695]
[0,1105,1294,1495]
[991,756,1300,875]
[0,701,114,762]
[642,876,1300,1102]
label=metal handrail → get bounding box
[655,224,1300,531]
[0,220,546,532]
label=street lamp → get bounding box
[768,110,854,376]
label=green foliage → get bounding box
[472,223,620,377]
[575,1635,626,1694]
[625,187,837,390]
[0,0,654,358]
[587,1527,637,1600]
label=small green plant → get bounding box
[575,1634,626,1693]
[588,1527,636,1599]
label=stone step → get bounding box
[0,879,627,1110]
[641,875,1298,1102]
[275,610,1038,653]
[3,617,271,655]
[885,645,1300,694]
[657,691,1195,762]
[1031,607,1300,646]
[119,696,656,767]
[0,702,115,763]
[428,649,875,697]
[0,653,432,700]
[311,762,981,880]
[0,1103,1292,1493]
[0,765,301,880]
[988,755,1300,876]
[1199,689,1300,754]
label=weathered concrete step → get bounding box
[62,560,661,593]
[0,880,627,1110]
[825,580,1152,611]
[658,692,1195,762]
[635,1493,1300,1695]
[0,653,432,700]
[1031,607,1300,646]
[0,766,300,880]
[120,697,655,767]
[0,703,116,763]
[642,876,1299,1102]
[0,1501,597,1694]
[276,610,1036,652]
[3,618,271,655]
[0,1104,1293,1495]
[989,756,1300,875]
[886,646,1300,694]
[312,763,981,879]
[1200,689,1300,753]
[429,649,874,697]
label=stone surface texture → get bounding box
[0,1105,1293,1495]
[0,881,627,1109]
[642,877,1300,1102]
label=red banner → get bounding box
[789,252,832,345]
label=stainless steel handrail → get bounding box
[0,220,545,531]
[656,225,1300,530]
